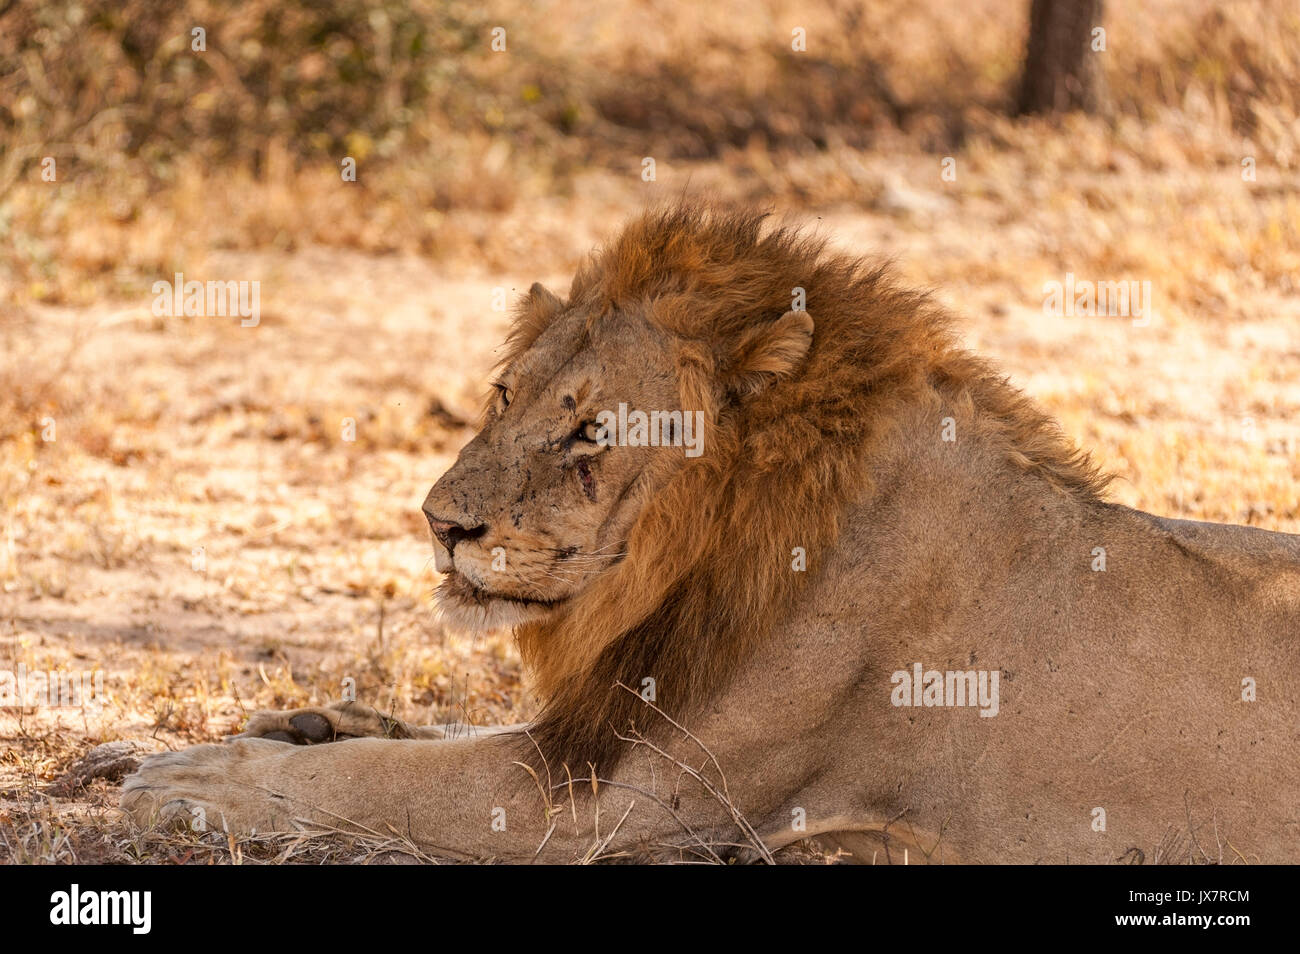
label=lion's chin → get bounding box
[434,573,562,632]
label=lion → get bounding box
[122,204,1300,863]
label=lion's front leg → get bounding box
[120,734,590,858]
[120,732,752,861]
[123,736,504,843]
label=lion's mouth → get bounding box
[441,569,567,609]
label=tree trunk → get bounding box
[1016,0,1107,114]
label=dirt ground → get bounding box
[2,0,1298,863]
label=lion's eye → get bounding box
[493,383,513,409]
[577,420,602,443]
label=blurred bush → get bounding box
[0,0,528,187]
[1,0,1296,307]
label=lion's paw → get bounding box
[232,700,416,744]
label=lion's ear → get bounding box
[723,310,814,400]
[528,282,564,315]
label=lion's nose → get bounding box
[424,511,487,554]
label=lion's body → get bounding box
[123,205,1300,863]
[725,396,1300,862]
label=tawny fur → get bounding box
[514,204,1111,775]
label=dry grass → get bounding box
[1,0,1298,863]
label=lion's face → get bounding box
[422,297,686,630]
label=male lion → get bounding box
[123,204,1300,863]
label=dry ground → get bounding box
[1,0,1298,863]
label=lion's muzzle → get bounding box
[422,504,483,574]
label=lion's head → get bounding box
[422,213,816,635]
[420,291,723,631]
[422,203,1107,773]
